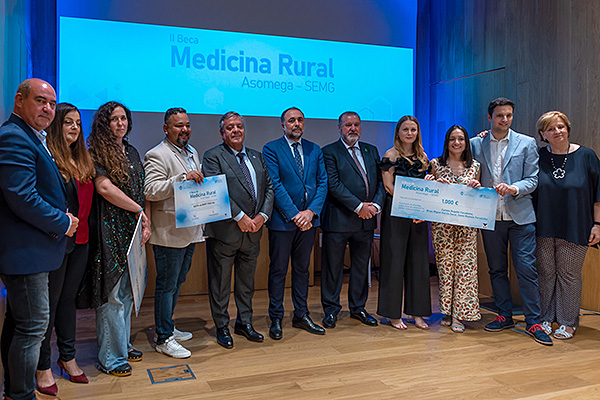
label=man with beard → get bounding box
[320,111,384,329]
[144,107,203,358]
[262,107,328,339]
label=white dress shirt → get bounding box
[490,131,512,221]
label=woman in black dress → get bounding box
[88,101,151,376]
[377,115,431,330]
[534,111,600,339]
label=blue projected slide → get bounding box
[59,17,413,122]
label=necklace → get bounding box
[550,154,567,179]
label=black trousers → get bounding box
[38,243,89,370]
[267,227,316,320]
[321,229,373,315]
[377,195,431,319]
[206,235,260,328]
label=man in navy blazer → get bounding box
[0,79,78,399]
[262,107,328,339]
[471,97,552,346]
[320,111,384,329]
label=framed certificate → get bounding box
[174,174,231,228]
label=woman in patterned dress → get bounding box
[534,111,600,339]
[426,125,481,333]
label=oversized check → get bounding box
[174,174,231,228]
[127,216,147,317]
[391,176,498,230]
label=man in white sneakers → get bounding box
[144,107,204,358]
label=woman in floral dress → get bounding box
[426,125,481,333]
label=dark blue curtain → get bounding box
[30,0,57,86]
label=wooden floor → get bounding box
[52,277,600,400]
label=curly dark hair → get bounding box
[46,103,95,182]
[88,101,133,183]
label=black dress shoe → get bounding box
[269,318,283,340]
[322,313,337,329]
[234,322,264,342]
[350,310,378,326]
[216,326,234,349]
[292,314,325,335]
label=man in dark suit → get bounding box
[262,107,328,340]
[202,111,274,349]
[0,79,79,399]
[320,111,384,328]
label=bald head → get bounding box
[14,78,56,131]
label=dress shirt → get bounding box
[228,145,269,223]
[490,130,514,221]
[340,138,381,214]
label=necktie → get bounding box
[292,142,304,178]
[237,152,257,215]
[351,146,370,197]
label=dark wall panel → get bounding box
[417,0,600,153]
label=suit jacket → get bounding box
[470,128,539,225]
[202,143,274,244]
[262,136,327,231]
[321,139,385,232]
[144,139,203,248]
[0,113,71,275]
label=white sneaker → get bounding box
[155,336,191,359]
[173,327,193,341]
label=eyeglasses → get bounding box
[63,119,81,127]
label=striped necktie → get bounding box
[237,152,257,215]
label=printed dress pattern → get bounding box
[430,158,481,321]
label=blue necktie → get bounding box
[292,142,304,178]
[237,152,257,216]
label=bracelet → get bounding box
[594,221,600,226]
[135,207,143,215]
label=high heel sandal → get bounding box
[58,359,89,384]
[36,382,58,396]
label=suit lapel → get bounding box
[11,114,67,194]
[480,135,493,177]
[340,140,363,178]
[247,148,264,210]
[164,140,191,172]
[221,144,254,198]
[280,136,303,181]
[359,143,377,189]
[502,130,520,170]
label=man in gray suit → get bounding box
[202,111,274,349]
[144,108,204,359]
[471,97,552,346]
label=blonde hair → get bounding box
[536,111,571,142]
[393,115,428,169]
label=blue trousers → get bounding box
[267,228,316,320]
[1,272,50,400]
[152,243,195,344]
[95,272,133,371]
[481,221,541,327]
